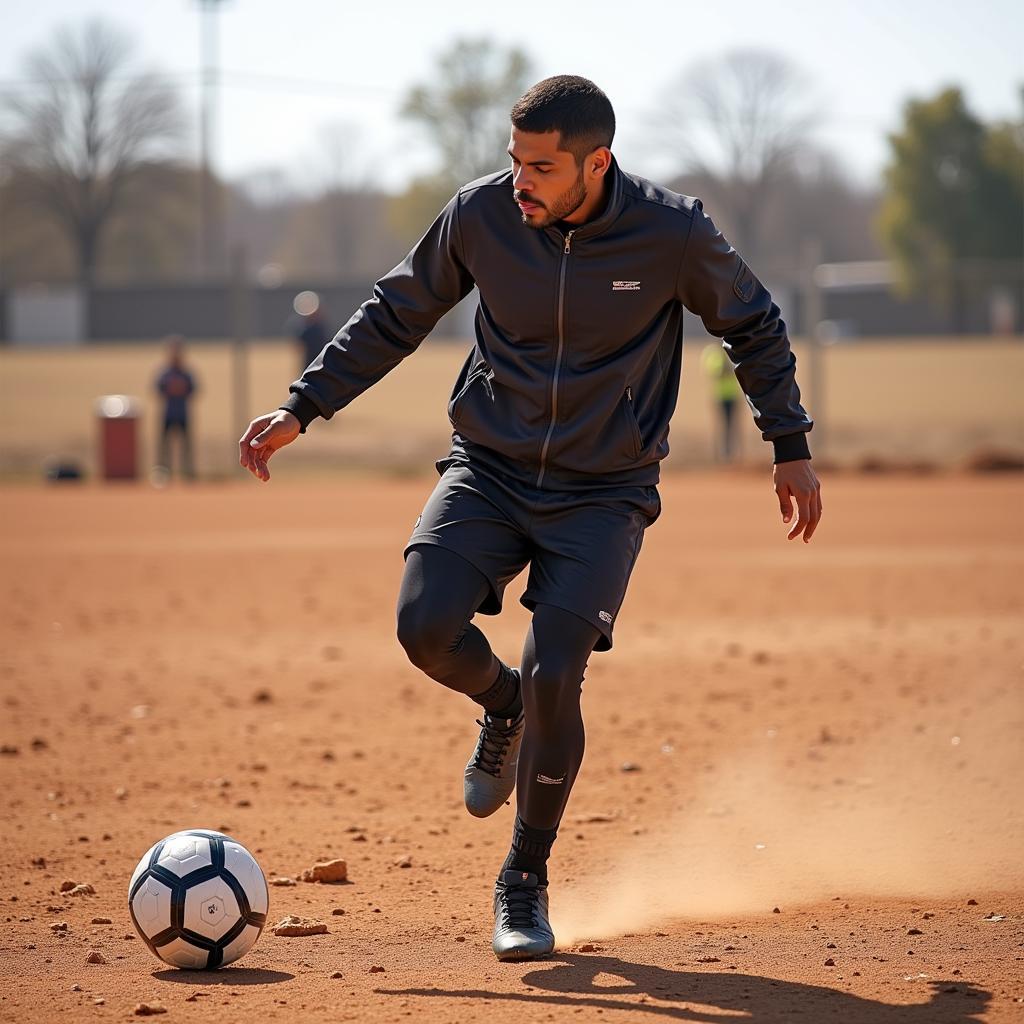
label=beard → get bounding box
[516,166,587,229]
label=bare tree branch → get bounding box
[0,18,184,285]
[655,49,819,261]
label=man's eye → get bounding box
[537,167,550,174]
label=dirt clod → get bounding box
[299,859,347,883]
[133,1002,167,1016]
[86,950,107,964]
[271,916,327,937]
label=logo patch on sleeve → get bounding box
[733,262,756,303]
[612,280,641,291]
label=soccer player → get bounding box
[239,75,821,961]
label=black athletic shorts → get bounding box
[404,456,662,651]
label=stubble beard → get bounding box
[518,167,587,229]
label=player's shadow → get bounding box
[153,968,293,985]
[380,952,990,1023]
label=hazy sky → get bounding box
[1,0,1021,193]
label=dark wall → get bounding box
[86,283,393,341]
[1,275,1020,343]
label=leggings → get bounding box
[396,545,599,829]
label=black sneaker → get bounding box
[463,707,525,818]
[492,869,555,960]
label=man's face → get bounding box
[508,128,588,229]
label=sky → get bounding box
[1,0,1021,194]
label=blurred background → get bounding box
[0,0,1021,482]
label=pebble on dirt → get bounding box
[67,884,95,897]
[86,950,107,964]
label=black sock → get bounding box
[500,815,557,886]
[473,662,522,719]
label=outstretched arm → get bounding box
[280,192,475,432]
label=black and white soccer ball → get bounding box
[128,828,269,969]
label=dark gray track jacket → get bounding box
[281,158,813,489]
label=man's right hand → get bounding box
[239,410,301,482]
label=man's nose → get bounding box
[512,165,533,193]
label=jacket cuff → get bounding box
[279,392,321,434]
[772,432,811,464]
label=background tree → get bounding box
[878,86,1024,308]
[0,20,184,290]
[656,49,818,265]
[395,38,532,237]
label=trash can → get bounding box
[96,394,140,481]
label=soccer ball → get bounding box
[128,829,269,969]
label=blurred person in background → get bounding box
[239,75,820,962]
[289,291,330,374]
[154,335,197,481]
[701,340,743,462]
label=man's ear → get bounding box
[588,147,612,180]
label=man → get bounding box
[701,340,743,462]
[155,334,197,480]
[239,76,821,961]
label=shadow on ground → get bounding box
[153,968,294,985]
[380,952,988,1023]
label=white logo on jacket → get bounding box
[612,280,641,291]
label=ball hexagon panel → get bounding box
[155,936,210,970]
[129,840,161,894]
[131,876,173,939]
[220,923,262,967]
[183,877,241,941]
[157,835,213,877]
[223,841,269,915]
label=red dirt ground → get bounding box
[1,470,1021,1023]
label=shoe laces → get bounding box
[471,716,518,777]
[498,882,541,930]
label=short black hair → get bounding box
[510,75,615,164]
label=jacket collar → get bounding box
[544,154,625,245]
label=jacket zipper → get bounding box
[537,229,575,486]
[625,386,643,455]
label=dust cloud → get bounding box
[555,699,1022,944]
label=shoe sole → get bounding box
[494,946,555,962]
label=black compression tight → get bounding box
[516,604,598,828]
[396,544,599,829]
[396,546,500,698]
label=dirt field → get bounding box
[0,470,1022,1023]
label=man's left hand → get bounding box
[773,459,822,543]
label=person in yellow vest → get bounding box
[701,342,743,463]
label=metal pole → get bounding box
[198,0,226,276]
[801,237,825,458]
[230,244,250,464]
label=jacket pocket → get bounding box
[448,364,494,424]
[623,387,644,458]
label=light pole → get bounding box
[197,0,228,277]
